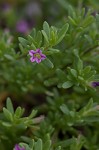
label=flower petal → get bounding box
[35,58,41,63]
[14,144,21,150]
[36,49,41,53]
[30,57,36,62]
[41,54,46,60]
[29,50,35,56]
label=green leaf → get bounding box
[84,98,93,110]
[28,110,37,119]
[2,122,12,127]
[50,30,56,45]
[30,28,36,38]
[6,97,14,114]
[29,139,34,149]
[83,66,91,75]
[18,37,28,47]
[78,59,83,73]
[70,136,85,150]
[45,49,60,55]
[55,138,74,147]
[34,139,42,150]
[27,35,34,43]
[83,70,96,80]
[43,21,50,38]
[42,30,49,44]
[19,43,24,52]
[20,136,31,143]
[43,140,51,150]
[3,108,13,122]
[56,23,69,44]
[60,104,70,115]
[82,16,94,28]
[15,107,24,118]
[79,98,94,116]
[42,58,54,68]
[68,16,77,26]
[31,43,36,50]
[74,56,83,74]
[48,48,60,53]
[4,54,14,61]
[56,69,66,82]
[55,146,61,150]
[70,69,77,78]
[36,31,42,47]
[84,34,93,44]
[62,81,73,89]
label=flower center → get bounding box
[34,53,41,59]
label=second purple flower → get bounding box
[29,49,46,63]
[14,144,25,150]
[91,81,99,88]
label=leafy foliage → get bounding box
[0,1,99,150]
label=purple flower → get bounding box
[29,49,46,63]
[14,144,25,150]
[16,20,29,34]
[1,3,11,12]
[91,82,99,87]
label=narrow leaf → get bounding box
[56,23,69,44]
[43,58,54,68]
[34,139,42,150]
[18,37,28,47]
[3,108,13,122]
[43,21,50,38]
[42,30,49,43]
[62,81,73,89]
[6,97,14,114]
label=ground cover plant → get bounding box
[0,0,99,150]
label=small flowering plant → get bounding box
[0,1,99,150]
[29,49,46,63]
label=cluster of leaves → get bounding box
[0,1,99,150]
[18,21,69,67]
[1,95,99,150]
[0,9,99,94]
[0,21,69,93]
